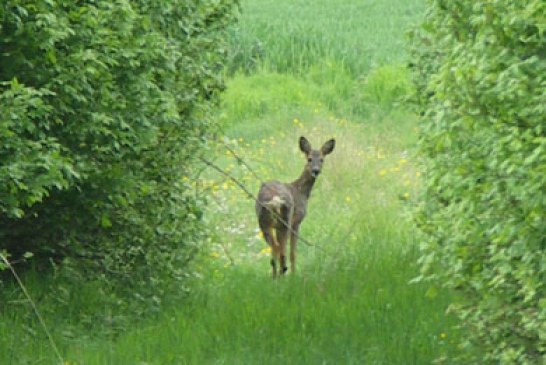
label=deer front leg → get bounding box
[289,224,300,274]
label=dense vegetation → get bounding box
[1,0,237,323]
[411,1,546,363]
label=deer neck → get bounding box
[291,168,316,200]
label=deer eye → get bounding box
[307,158,312,163]
[320,158,324,163]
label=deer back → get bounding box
[256,181,295,229]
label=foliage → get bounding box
[0,0,238,311]
[411,1,546,363]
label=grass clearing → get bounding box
[59,76,459,363]
[69,248,455,365]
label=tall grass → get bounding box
[228,0,425,75]
[218,62,415,126]
[63,246,457,364]
[223,0,422,121]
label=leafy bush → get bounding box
[411,1,546,363]
[0,0,237,307]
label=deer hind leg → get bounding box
[276,227,288,275]
[289,224,300,274]
[262,227,279,278]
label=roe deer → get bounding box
[256,136,335,278]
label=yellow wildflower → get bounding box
[258,246,271,257]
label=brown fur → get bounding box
[256,136,335,278]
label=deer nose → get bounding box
[311,169,321,177]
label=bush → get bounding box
[0,0,237,308]
[411,1,546,363]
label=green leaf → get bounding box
[100,215,112,229]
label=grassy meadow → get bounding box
[2,0,464,364]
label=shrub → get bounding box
[0,0,237,309]
[411,1,546,363]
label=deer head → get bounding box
[299,136,336,178]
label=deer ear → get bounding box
[299,136,312,154]
[321,139,335,155]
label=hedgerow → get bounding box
[0,0,237,308]
[411,1,545,363]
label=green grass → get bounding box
[53,107,460,364]
[219,63,415,126]
[0,0,465,364]
[228,0,426,75]
[63,246,456,364]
